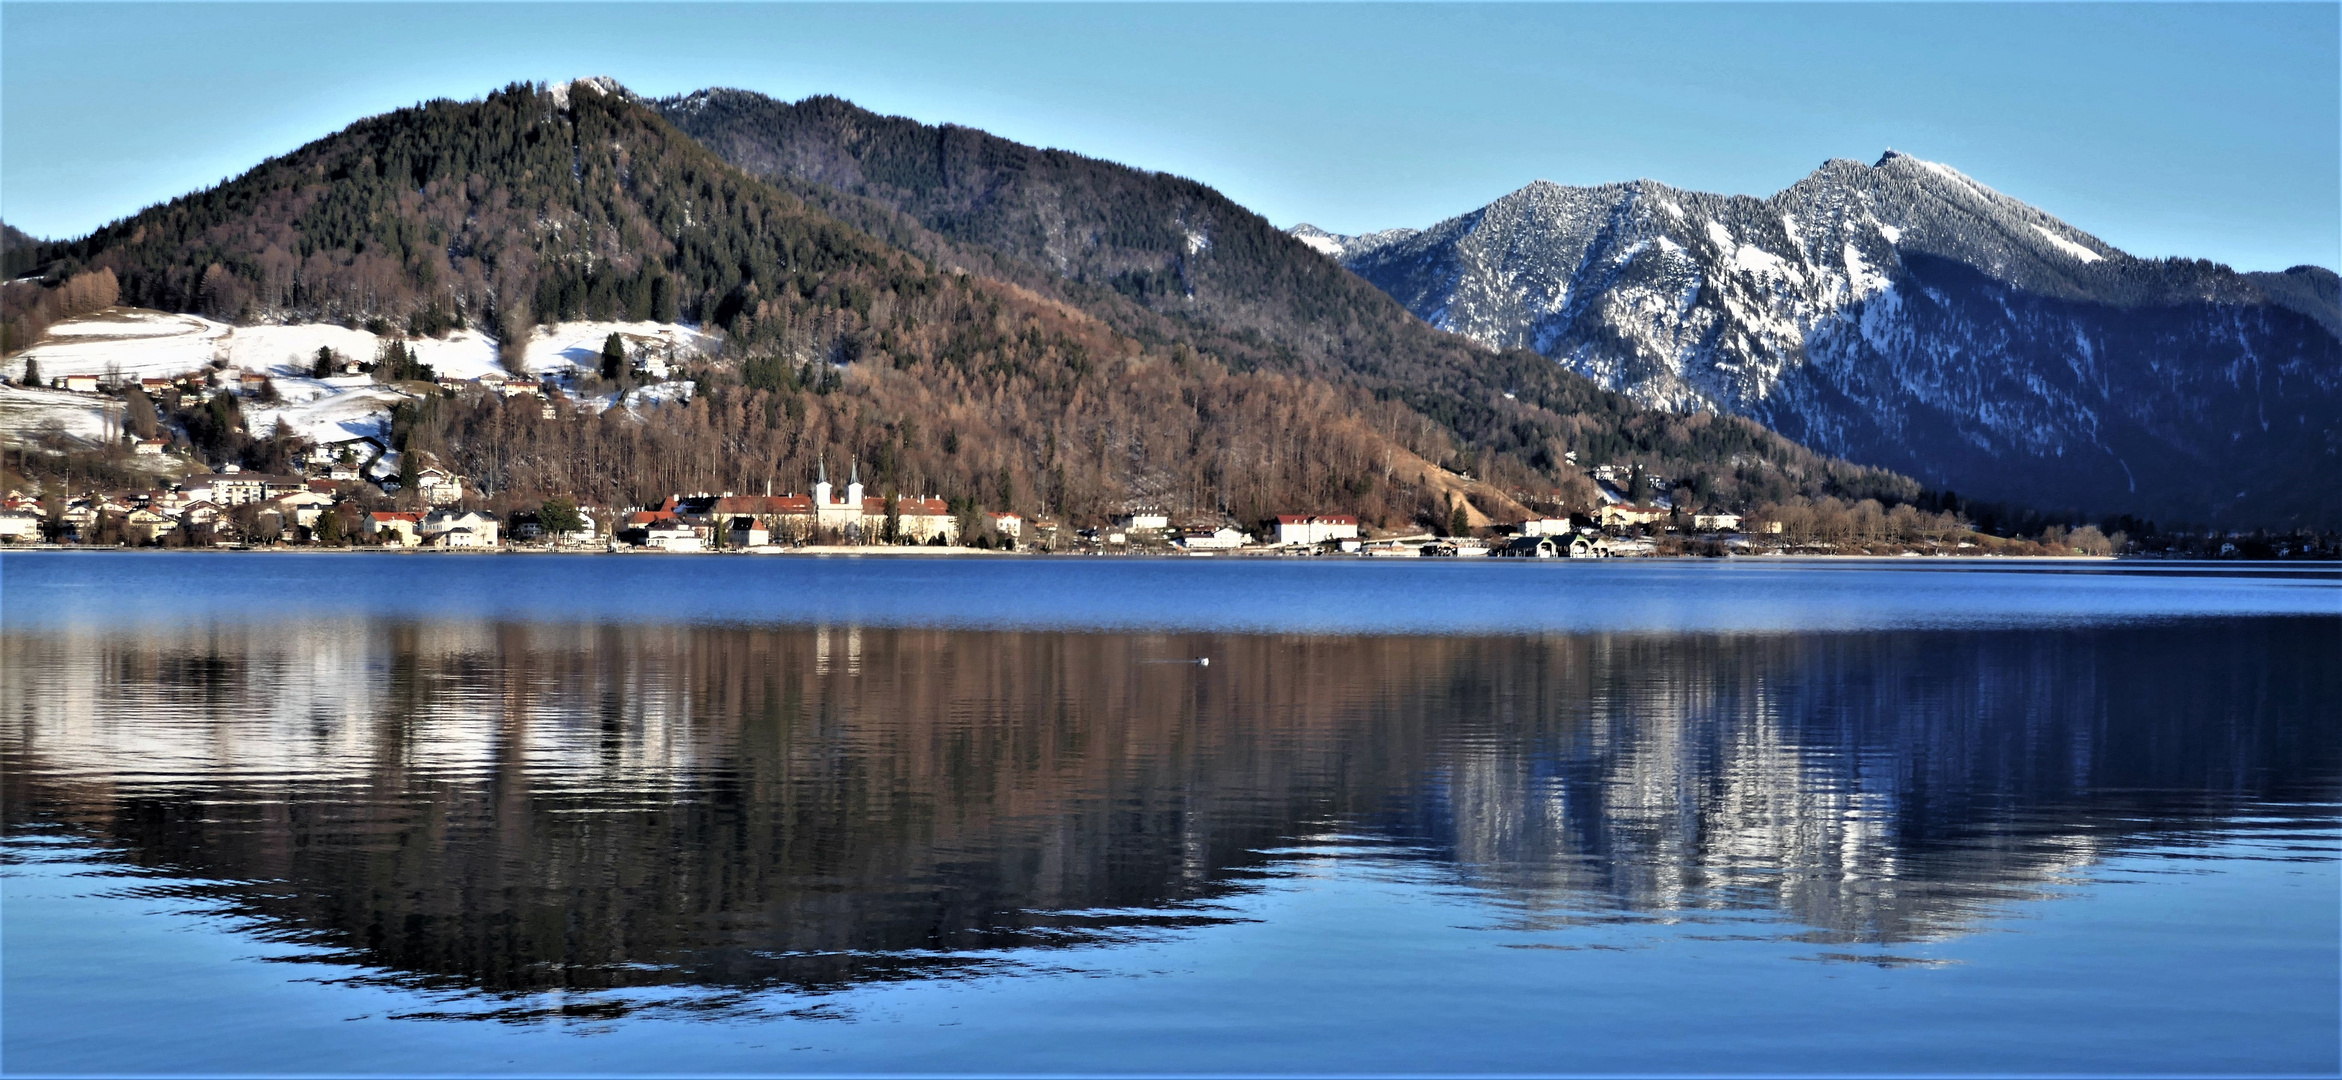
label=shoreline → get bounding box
[0,545,2214,563]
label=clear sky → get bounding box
[4,3,2335,271]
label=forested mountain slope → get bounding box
[5,80,1926,528]
[1301,155,2342,528]
[654,88,1935,514]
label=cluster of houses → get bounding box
[361,509,529,548]
[0,465,335,546]
[41,367,306,406]
[0,437,486,548]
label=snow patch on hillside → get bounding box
[249,385,411,446]
[2029,224,2104,264]
[1732,244,1800,284]
[0,384,119,449]
[8,312,720,461]
[8,311,225,381]
[223,324,390,376]
[515,321,718,377]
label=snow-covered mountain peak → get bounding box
[549,76,634,108]
[1289,224,1346,257]
[1287,223,1419,262]
[1310,154,2339,524]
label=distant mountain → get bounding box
[1297,153,2341,528]
[3,82,1975,531]
[7,80,1497,524]
[656,88,1932,518]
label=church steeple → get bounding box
[845,457,865,509]
[813,454,834,507]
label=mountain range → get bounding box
[1,79,1916,532]
[1294,156,2339,526]
[5,79,2331,531]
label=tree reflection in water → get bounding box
[4,617,2333,1018]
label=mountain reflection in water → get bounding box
[4,617,2334,1015]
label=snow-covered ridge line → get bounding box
[1288,148,2341,525]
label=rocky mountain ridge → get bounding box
[1299,153,2340,526]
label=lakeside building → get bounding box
[125,509,176,544]
[0,510,41,542]
[727,517,770,548]
[1501,536,1560,558]
[661,461,958,546]
[365,512,422,546]
[1273,514,1360,546]
[420,510,500,548]
[1597,504,1668,528]
[642,521,700,552]
[181,468,306,507]
[1117,507,1170,532]
[1694,513,1743,532]
[270,489,335,531]
[1176,527,1252,551]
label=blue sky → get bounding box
[4,3,2335,271]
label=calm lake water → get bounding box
[3,553,2337,1075]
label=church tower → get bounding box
[813,455,832,507]
[846,459,865,509]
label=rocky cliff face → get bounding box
[1302,154,2340,526]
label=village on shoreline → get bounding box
[5,309,2330,562]
[2,409,2311,560]
[0,452,2161,561]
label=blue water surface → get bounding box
[1,554,2335,1076]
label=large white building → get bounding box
[420,509,499,548]
[1274,514,1360,546]
[658,459,958,546]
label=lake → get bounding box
[3,553,2336,1075]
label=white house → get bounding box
[1177,527,1251,550]
[414,467,465,507]
[420,509,498,548]
[727,516,770,548]
[1273,514,1360,546]
[1520,517,1573,537]
[0,510,42,542]
[272,490,336,530]
[126,509,177,544]
[1693,513,1742,532]
[1118,507,1169,532]
[983,512,1023,541]
[1597,504,1667,528]
[427,524,490,549]
[643,522,700,552]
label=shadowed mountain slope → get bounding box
[1303,155,2341,528]
[656,89,1933,515]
